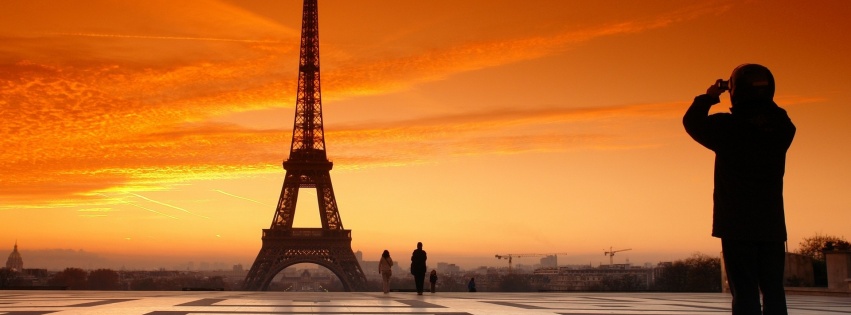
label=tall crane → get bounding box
[603,247,632,265]
[495,253,570,274]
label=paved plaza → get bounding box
[0,291,849,315]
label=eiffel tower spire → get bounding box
[288,0,325,161]
[242,0,367,291]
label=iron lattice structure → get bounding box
[242,0,367,291]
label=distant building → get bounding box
[540,255,558,268]
[437,262,461,274]
[533,264,655,291]
[276,269,334,291]
[5,242,23,271]
[360,260,380,279]
[653,261,673,284]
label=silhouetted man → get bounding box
[410,242,427,295]
[684,64,795,315]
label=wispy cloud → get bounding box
[323,2,732,97]
[39,32,287,44]
[213,190,270,206]
[96,194,179,220]
[0,100,681,205]
[129,193,210,219]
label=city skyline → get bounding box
[2,0,851,269]
[4,244,645,272]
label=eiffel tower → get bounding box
[242,0,367,291]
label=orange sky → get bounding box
[2,0,850,270]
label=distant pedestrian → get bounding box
[429,270,438,293]
[684,64,795,315]
[379,250,394,294]
[467,277,476,292]
[410,242,427,295]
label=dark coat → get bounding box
[683,94,795,241]
[410,249,427,275]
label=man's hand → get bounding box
[706,80,725,98]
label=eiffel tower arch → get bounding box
[242,0,367,291]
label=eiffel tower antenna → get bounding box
[242,0,367,291]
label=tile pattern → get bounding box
[0,291,849,314]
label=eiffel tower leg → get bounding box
[243,243,278,291]
[242,229,367,291]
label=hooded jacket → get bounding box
[683,94,795,241]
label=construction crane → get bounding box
[495,254,543,274]
[603,247,632,265]
[495,253,570,274]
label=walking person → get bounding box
[467,277,476,292]
[429,270,438,293]
[683,64,795,315]
[410,242,427,295]
[378,250,393,294]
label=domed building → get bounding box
[6,242,23,271]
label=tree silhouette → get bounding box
[88,269,121,290]
[797,233,850,286]
[654,253,721,292]
[50,267,88,290]
[0,268,23,288]
[797,233,850,262]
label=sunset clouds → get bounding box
[0,0,720,206]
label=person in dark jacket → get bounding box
[429,269,438,293]
[410,242,427,295]
[683,64,795,315]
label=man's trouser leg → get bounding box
[722,239,761,315]
[414,273,425,294]
[758,241,787,315]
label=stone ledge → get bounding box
[785,286,851,297]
